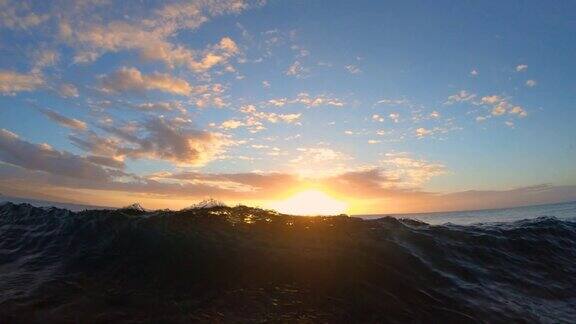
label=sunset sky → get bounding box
[1,0,575,214]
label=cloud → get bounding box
[153,171,301,195]
[526,79,537,87]
[423,184,576,213]
[389,112,400,123]
[186,37,240,72]
[267,93,344,108]
[220,119,245,129]
[58,84,79,98]
[480,95,528,118]
[481,95,502,105]
[0,1,49,30]
[154,1,251,31]
[372,114,385,122]
[132,101,186,114]
[509,106,527,117]
[2,161,575,213]
[288,147,351,176]
[268,98,287,107]
[233,104,301,132]
[367,140,380,144]
[32,49,60,71]
[444,90,476,105]
[1,132,573,213]
[415,127,432,138]
[491,104,506,116]
[0,71,44,95]
[86,155,126,169]
[321,169,401,197]
[292,93,344,107]
[71,116,227,166]
[345,64,361,74]
[40,109,87,130]
[516,64,528,72]
[192,83,228,108]
[381,152,446,187]
[0,129,120,181]
[470,69,479,76]
[376,98,409,106]
[99,67,192,95]
[285,61,309,78]
[58,0,250,71]
[291,148,345,163]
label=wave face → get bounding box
[1,203,576,323]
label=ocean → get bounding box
[360,200,576,225]
[1,201,575,322]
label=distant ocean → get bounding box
[1,200,576,322]
[359,200,576,225]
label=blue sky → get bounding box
[0,0,575,213]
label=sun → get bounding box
[267,190,348,216]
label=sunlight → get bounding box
[267,190,348,216]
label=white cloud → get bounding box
[268,98,287,107]
[186,37,240,72]
[415,127,432,138]
[516,64,528,72]
[382,152,446,187]
[58,84,79,98]
[71,117,228,166]
[267,93,344,108]
[444,90,476,105]
[481,95,527,118]
[40,109,87,131]
[0,71,44,95]
[32,49,60,71]
[509,106,527,117]
[526,79,537,87]
[99,67,192,95]
[228,104,302,133]
[220,119,245,129]
[470,69,479,76]
[0,1,49,30]
[285,61,309,78]
[491,104,507,116]
[59,0,248,73]
[481,95,503,105]
[345,64,361,74]
[294,148,339,161]
[132,101,186,114]
[372,114,385,122]
[376,98,409,106]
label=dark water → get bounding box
[1,203,576,323]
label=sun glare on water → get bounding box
[268,190,348,216]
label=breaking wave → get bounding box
[1,202,575,322]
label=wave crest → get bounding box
[1,203,575,322]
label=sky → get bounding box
[0,0,575,214]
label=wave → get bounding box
[1,202,575,322]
